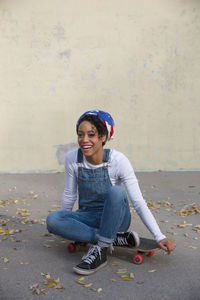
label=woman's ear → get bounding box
[102,135,107,143]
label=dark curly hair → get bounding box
[76,115,108,146]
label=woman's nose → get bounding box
[82,134,89,142]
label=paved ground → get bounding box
[0,172,199,300]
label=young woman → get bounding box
[46,110,176,275]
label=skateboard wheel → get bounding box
[67,243,76,253]
[146,250,154,257]
[133,254,143,265]
[81,242,88,247]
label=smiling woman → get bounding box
[77,119,107,165]
[46,109,176,276]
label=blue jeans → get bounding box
[46,186,131,244]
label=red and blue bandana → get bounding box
[77,110,114,141]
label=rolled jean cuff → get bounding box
[96,233,113,244]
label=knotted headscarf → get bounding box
[76,110,114,141]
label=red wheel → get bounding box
[81,242,88,247]
[67,243,76,253]
[133,254,143,265]
[146,250,154,257]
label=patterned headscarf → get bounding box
[76,110,114,141]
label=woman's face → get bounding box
[77,121,106,160]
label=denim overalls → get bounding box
[77,148,112,210]
[47,149,131,244]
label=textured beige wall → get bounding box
[1,0,200,173]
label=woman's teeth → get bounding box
[82,146,92,149]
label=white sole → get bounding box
[131,231,140,248]
[73,261,107,275]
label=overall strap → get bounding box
[103,149,110,163]
[77,148,83,163]
[77,148,83,170]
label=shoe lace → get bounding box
[82,245,101,264]
[113,235,128,246]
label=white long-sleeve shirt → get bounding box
[62,148,166,243]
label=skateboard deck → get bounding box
[67,237,160,265]
[116,237,159,252]
[114,237,160,264]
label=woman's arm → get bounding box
[61,151,78,211]
[117,153,166,243]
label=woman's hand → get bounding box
[158,238,176,254]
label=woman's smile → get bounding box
[77,121,106,165]
[81,145,93,153]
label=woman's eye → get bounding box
[78,132,96,138]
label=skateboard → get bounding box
[114,237,160,265]
[66,237,160,265]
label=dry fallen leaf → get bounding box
[111,260,121,266]
[177,225,185,228]
[44,278,58,286]
[148,270,157,273]
[40,233,52,237]
[11,200,18,204]
[30,219,39,224]
[162,202,170,207]
[147,203,161,210]
[76,280,85,285]
[78,277,85,281]
[160,220,169,223]
[32,288,47,295]
[40,272,50,279]
[30,283,39,289]
[84,283,93,288]
[136,281,144,285]
[0,227,5,234]
[55,284,65,290]
[177,204,200,216]
[188,246,198,250]
[151,185,157,189]
[193,225,200,234]
[177,223,193,229]
[21,212,30,217]
[32,288,41,295]
[121,275,134,281]
[20,262,29,265]
[43,244,51,248]
[47,283,57,288]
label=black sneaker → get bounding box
[113,231,140,248]
[73,245,107,275]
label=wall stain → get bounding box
[54,24,66,41]
[59,49,71,59]
[55,143,78,165]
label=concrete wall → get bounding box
[1,0,200,173]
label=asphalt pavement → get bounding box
[0,172,200,300]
